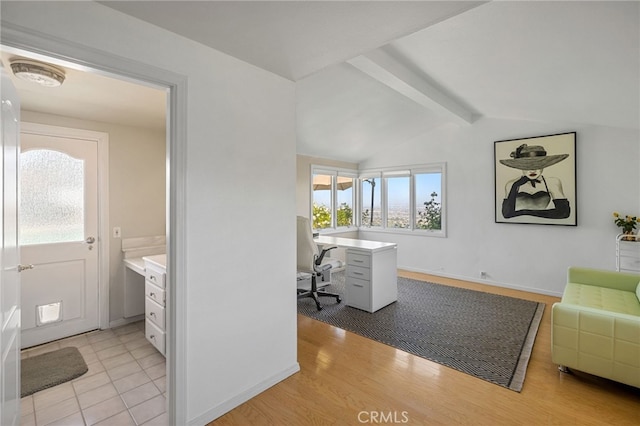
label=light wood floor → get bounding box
[211,271,640,425]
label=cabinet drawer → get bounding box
[619,255,640,271]
[347,252,371,268]
[145,319,166,356]
[347,264,370,280]
[145,265,165,289]
[346,277,371,311]
[145,281,165,306]
[145,297,165,330]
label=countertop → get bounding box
[124,254,166,275]
[143,254,166,270]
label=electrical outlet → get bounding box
[113,227,121,238]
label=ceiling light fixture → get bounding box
[10,59,66,87]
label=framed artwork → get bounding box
[494,132,577,226]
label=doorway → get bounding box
[0,42,177,424]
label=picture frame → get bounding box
[494,132,577,226]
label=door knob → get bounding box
[85,236,96,244]
[18,264,34,272]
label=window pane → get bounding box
[361,177,381,227]
[387,176,410,228]
[20,149,85,245]
[312,173,333,229]
[415,173,442,230]
[336,176,354,227]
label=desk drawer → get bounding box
[145,265,165,289]
[347,265,370,280]
[145,281,165,306]
[347,252,371,268]
[346,277,371,311]
[145,319,166,356]
[145,297,165,330]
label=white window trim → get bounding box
[359,163,447,237]
[310,163,446,237]
[310,165,358,232]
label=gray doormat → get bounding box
[298,272,544,392]
[21,346,88,397]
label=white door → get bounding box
[0,68,21,426]
[19,131,99,348]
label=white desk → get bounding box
[316,236,397,313]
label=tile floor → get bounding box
[20,321,167,426]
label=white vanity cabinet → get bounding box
[143,255,166,356]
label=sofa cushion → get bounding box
[563,282,640,316]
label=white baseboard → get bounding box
[188,363,301,426]
[108,314,145,329]
[398,265,563,298]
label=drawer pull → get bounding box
[353,259,363,263]
[150,312,156,316]
[150,292,155,297]
[352,284,364,288]
[353,272,364,276]
[150,335,155,340]
[150,275,156,281]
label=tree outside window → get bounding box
[312,172,354,229]
[312,173,332,229]
[415,173,442,230]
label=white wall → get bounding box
[2,2,297,424]
[359,118,640,296]
[21,111,166,323]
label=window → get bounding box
[360,175,381,228]
[310,163,446,235]
[312,172,333,229]
[311,167,357,230]
[361,164,446,236]
[415,172,442,231]
[385,171,410,229]
[336,176,354,227]
[20,149,85,245]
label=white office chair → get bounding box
[296,216,342,310]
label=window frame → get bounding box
[310,163,446,237]
[359,163,447,237]
[310,165,358,232]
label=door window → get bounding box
[19,149,85,245]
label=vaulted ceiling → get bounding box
[3,1,638,164]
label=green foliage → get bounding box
[313,203,353,229]
[337,203,353,227]
[416,192,442,230]
[613,212,639,233]
[313,203,331,229]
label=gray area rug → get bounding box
[21,346,88,397]
[298,272,544,392]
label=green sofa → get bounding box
[551,266,640,388]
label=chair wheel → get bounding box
[337,297,341,303]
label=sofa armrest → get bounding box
[567,267,640,292]
[551,302,640,388]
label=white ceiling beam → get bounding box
[348,49,478,125]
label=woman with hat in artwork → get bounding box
[500,144,571,219]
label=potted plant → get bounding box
[613,212,640,241]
